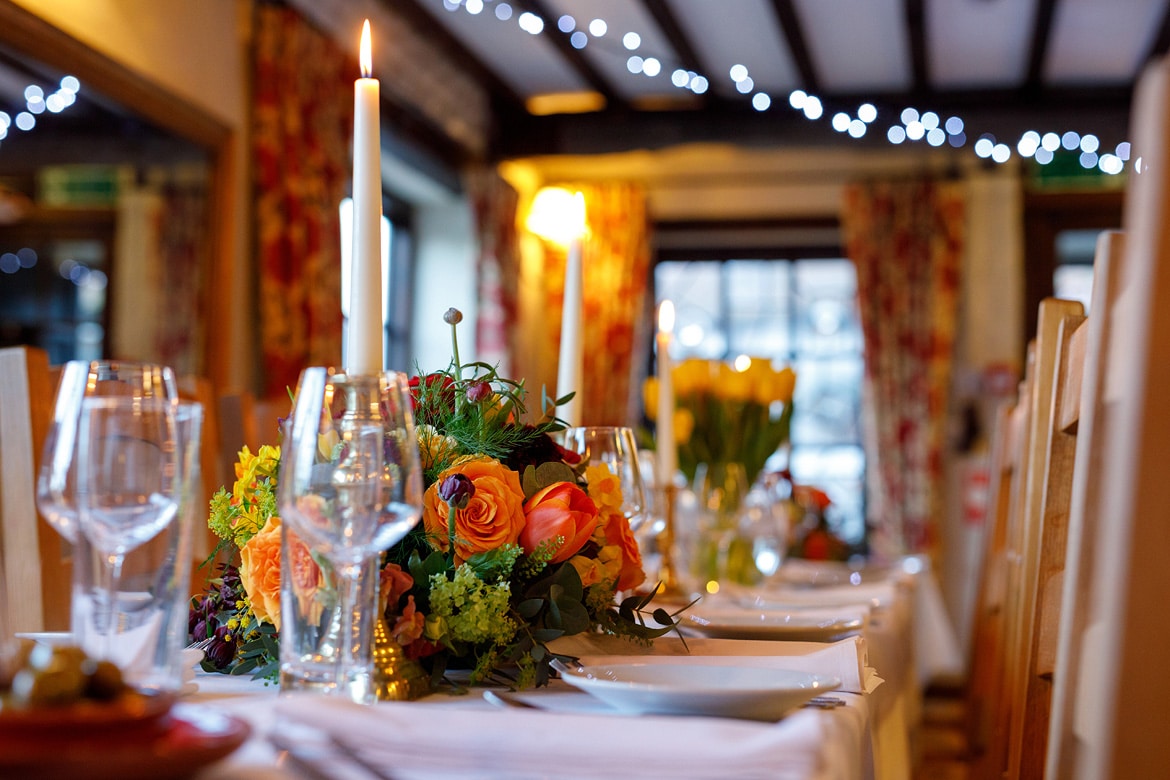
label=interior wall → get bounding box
[13,0,254,390]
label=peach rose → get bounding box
[380,563,414,613]
[239,516,284,630]
[422,456,526,563]
[520,482,599,563]
[392,595,425,645]
[603,511,646,592]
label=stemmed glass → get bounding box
[37,361,177,544]
[278,368,423,702]
[75,396,182,659]
[561,426,647,532]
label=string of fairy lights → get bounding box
[438,0,1134,176]
[0,74,82,150]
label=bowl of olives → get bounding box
[0,640,175,733]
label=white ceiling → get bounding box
[411,0,1166,104]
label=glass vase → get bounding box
[279,524,378,702]
[691,461,758,591]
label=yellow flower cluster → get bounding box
[208,444,281,548]
[643,357,796,486]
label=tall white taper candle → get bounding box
[347,19,383,374]
[656,300,677,487]
[555,193,586,426]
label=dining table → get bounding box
[170,557,959,780]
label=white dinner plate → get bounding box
[556,662,840,721]
[682,610,865,642]
[14,632,72,646]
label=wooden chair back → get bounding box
[967,349,1033,772]
[1008,300,1087,779]
[1046,59,1170,778]
[0,347,71,632]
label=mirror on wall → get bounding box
[0,16,219,376]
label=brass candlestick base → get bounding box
[372,618,429,701]
[656,484,688,601]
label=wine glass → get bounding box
[37,361,177,543]
[278,368,423,702]
[561,426,647,531]
[75,396,182,659]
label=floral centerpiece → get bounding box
[190,309,687,688]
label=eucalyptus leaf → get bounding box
[554,597,590,634]
[552,562,584,601]
[517,598,545,619]
[532,628,564,643]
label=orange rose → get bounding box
[380,563,414,613]
[603,511,646,592]
[392,595,425,645]
[422,456,526,563]
[520,482,599,563]
[239,516,284,630]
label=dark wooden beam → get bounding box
[639,0,704,74]
[494,85,1131,158]
[905,0,929,94]
[390,0,526,113]
[768,0,820,93]
[1144,0,1170,64]
[514,0,625,108]
[1025,0,1060,91]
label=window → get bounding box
[1053,228,1097,313]
[656,258,866,543]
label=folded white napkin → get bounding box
[274,693,838,780]
[734,580,901,609]
[550,634,881,695]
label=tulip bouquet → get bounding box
[191,309,686,688]
[644,357,796,487]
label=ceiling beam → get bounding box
[767,0,820,93]
[513,0,626,109]
[1145,1,1170,63]
[391,0,526,113]
[1025,0,1060,91]
[639,0,704,74]
[493,85,1131,158]
[904,0,929,94]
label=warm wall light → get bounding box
[526,188,587,247]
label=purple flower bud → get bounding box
[466,381,491,403]
[443,308,463,325]
[438,473,475,510]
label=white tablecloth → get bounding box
[183,560,935,780]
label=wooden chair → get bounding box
[177,375,228,567]
[966,347,1033,774]
[0,346,71,632]
[1045,59,1170,776]
[1007,300,1088,779]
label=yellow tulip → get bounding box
[672,358,714,397]
[718,362,753,402]
[642,377,659,421]
[744,359,779,406]
[673,408,694,445]
[773,366,796,404]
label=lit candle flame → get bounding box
[360,19,372,78]
[658,299,675,333]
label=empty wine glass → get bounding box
[278,368,423,702]
[561,426,647,531]
[75,396,182,659]
[37,361,177,543]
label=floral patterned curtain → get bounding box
[253,5,351,397]
[467,169,520,377]
[153,169,210,376]
[841,179,965,556]
[537,183,652,426]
